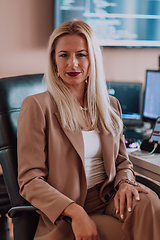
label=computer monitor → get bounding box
[143,70,160,124]
[106,82,143,126]
[54,0,160,47]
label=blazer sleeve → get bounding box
[110,96,135,188]
[17,95,74,226]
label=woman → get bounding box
[17,19,160,240]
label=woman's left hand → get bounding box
[114,182,148,220]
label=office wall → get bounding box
[0,0,53,78]
[102,46,160,84]
[0,0,160,85]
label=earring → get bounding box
[85,77,89,83]
[57,72,60,78]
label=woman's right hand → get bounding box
[62,202,100,240]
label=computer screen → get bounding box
[143,70,160,123]
[106,82,142,125]
[54,0,160,47]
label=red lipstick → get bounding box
[67,72,81,77]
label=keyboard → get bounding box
[123,129,147,148]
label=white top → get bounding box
[82,130,106,189]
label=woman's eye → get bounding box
[59,53,68,58]
[78,53,87,57]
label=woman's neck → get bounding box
[68,82,87,107]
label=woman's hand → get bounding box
[62,202,100,240]
[114,183,148,220]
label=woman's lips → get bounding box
[67,72,81,77]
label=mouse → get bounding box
[125,139,140,149]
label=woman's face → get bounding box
[54,34,90,89]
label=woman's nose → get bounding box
[68,55,78,68]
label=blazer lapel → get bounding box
[63,128,84,162]
[54,112,84,163]
[100,132,116,183]
[55,112,116,184]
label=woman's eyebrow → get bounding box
[77,50,88,53]
[59,50,67,52]
[57,50,88,54]
[57,50,68,53]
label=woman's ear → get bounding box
[51,51,58,72]
[53,58,58,68]
[51,50,56,64]
[53,56,56,64]
[53,60,58,73]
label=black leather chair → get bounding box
[0,74,45,240]
[0,174,11,240]
[0,74,159,240]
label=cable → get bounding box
[148,142,158,155]
[143,139,160,155]
[132,140,160,157]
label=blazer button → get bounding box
[104,194,110,201]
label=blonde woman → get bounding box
[18,19,160,240]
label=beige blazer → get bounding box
[17,91,135,240]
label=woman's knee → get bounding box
[90,214,126,240]
[122,191,160,240]
[129,191,160,221]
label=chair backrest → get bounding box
[0,74,46,240]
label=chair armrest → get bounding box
[136,175,160,198]
[8,205,38,218]
[8,205,72,225]
[62,216,72,225]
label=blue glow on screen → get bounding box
[54,0,160,47]
[143,71,160,120]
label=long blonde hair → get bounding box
[44,19,123,136]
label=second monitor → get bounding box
[106,82,143,126]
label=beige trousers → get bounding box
[84,182,160,240]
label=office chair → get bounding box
[0,174,11,240]
[0,74,159,240]
[0,74,45,240]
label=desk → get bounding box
[128,150,160,182]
